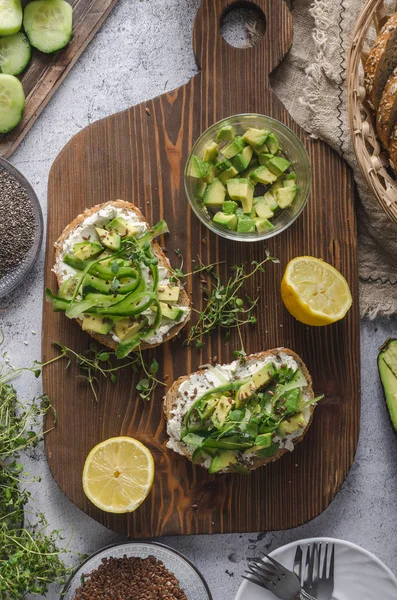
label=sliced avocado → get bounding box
[197,396,218,420]
[277,412,306,436]
[196,181,207,199]
[213,212,237,231]
[250,165,278,185]
[209,450,238,473]
[222,136,246,159]
[189,155,210,179]
[203,164,216,184]
[215,159,232,173]
[238,178,254,214]
[258,153,274,166]
[252,362,276,389]
[248,432,273,453]
[237,217,256,233]
[242,127,269,149]
[211,396,233,428]
[73,241,103,260]
[235,380,253,408]
[216,125,235,142]
[284,171,297,182]
[218,166,239,184]
[269,180,284,196]
[157,286,180,302]
[203,177,226,208]
[226,178,241,201]
[263,191,279,211]
[192,447,215,464]
[253,442,279,458]
[155,302,184,321]
[267,156,291,176]
[114,318,143,341]
[231,145,254,172]
[95,227,121,251]
[253,142,270,155]
[58,276,81,300]
[283,178,296,188]
[254,196,274,220]
[106,216,140,238]
[203,141,219,162]
[222,200,238,215]
[378,338,397,430]
[81,314,114,335]
[266,132,280,154]
[256,218,274,233]
[276,185,297,209]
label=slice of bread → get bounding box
[53,200,191,352]
[376,67,397,148]
[364,13,397,111]
[164,349,316,473]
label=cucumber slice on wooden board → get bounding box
[0,32,31,75]
[23,0,72,54]
[0,0,22,36]
[0,73,25,132]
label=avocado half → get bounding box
[378,338,397,431]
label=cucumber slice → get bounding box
[0,0,22,36]
[23,0,72,54]
[0,73,24,133]
[0,33,31,75]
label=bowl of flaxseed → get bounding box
[0,157,43,298]
[62,541,212,600]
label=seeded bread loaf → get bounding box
[364,13,397,111]
[53,200,191,352]
[164,349,315,473]
[376,67,397,148]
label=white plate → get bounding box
[235,537,397,600]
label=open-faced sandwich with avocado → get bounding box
[46,200,190,358]
[165,349,322,473]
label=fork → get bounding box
[243,553,316,600]
[294,543,335,600]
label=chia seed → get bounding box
[0,167,36,280]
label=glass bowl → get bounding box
[184,114,311,242]
[61,541,212,600]
[0,157,43,298]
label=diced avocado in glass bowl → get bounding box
[184,114,311,241]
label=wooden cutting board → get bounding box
[42,0,360,538]
[0,0,119,158]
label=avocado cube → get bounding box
[215,159,232,174]
[209,450,237,473]
[216,125,235,142]
[242,127,270,150]
[211,396,233,428]
[73,241,103,260]
[95,227,121,251]
[196,181,207,199]
[254,196,274,220]
[239,159,259,179]
[226,178,240,200]
[231,145,254,172]
[269,180,284,196]
[267,156,291,177]
[203,177,226,208]
[283,178,296,188]
[222,200,238,215]
[235,380,253,407]
[218,166,239,184]
[188,155,210,179]
[276,185,297,209]
[82,315,114,335]
[254,142,270,155]
[277,412,306,436]
[258,153,274,166]
[213,212,237,231]
[285,171,297,181]
[106,217,140,238]
[252,362,276,389]
[250,165,278,185]
[157,286,180,302]
[157,302,184,322]
[203,163,216,184]
[114,318,143,341]
[203,141,219,162]
[256,218,275,233]
[266,132,280,155]
[238,178,254,214]
[222,136,246,159]
[237,217,256,233]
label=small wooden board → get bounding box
[43,0,360,538]
[0,0,119,158]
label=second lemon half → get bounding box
[281,256,352,326]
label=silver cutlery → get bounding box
[243,553,316,599]
[294,542,335,600]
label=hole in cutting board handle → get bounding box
[220,1,266,48]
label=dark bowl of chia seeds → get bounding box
[62,541,213,600]
[0,157,43,299]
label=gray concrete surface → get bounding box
[1,1,397,598]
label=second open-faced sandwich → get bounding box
[165,349,322,473]
[46,200,190,358]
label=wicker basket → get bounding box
[347,0,397,223]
